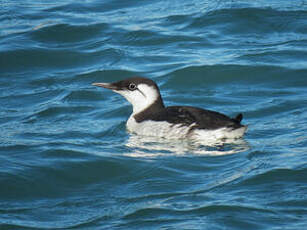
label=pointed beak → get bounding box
[92,82,119,90]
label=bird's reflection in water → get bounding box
[125,134,249,157]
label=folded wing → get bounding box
[148,106,244,130]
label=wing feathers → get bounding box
[143,106,244,130]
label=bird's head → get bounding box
[93,77,164,114]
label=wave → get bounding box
[187,7,307,34]
[0,153,137,200]
[239,167,307,186]
[164,64,304,88]
[0,47,125,73]
[1,1,307,229]
[124,203,273,220]
[30,23,110,43]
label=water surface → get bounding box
[1,0,307,229]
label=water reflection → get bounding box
[125,134,249,157]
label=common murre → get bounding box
[93,77,247,141]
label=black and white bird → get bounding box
[93,77,247,141]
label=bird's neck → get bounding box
[132,95,164,122]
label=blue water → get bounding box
[1,0,307,229]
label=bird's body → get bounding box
[93,77,247,141]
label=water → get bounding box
[1,0,307,229]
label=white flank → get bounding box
[193,126,247,141]
[127,116,194,139]
[127,116,247,141]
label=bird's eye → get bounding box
[128,83,137,91]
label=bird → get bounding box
[93,77,247,141]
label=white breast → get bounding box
[127,116,194,139]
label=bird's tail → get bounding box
[233,113,243,123]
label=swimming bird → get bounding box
[93,77,247,141]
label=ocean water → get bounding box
[1,0,307,229]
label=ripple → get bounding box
[1,1,307,230]
[188,7,307,35]
[245,168,307,185]
[63,89,102,103]
[123,204,275,227]
[30,23,109,44]
[125,135,249,157]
